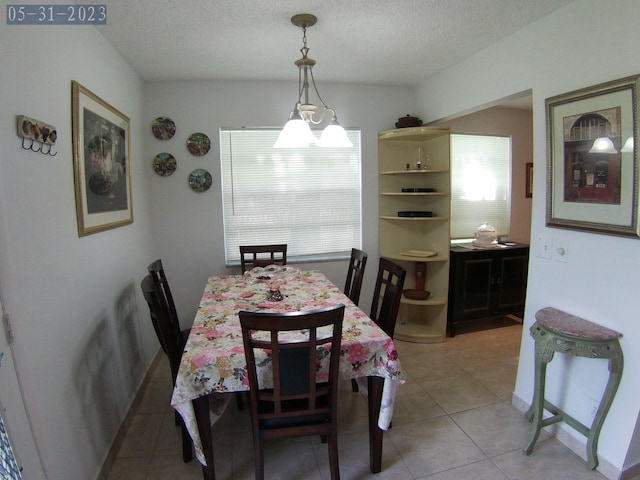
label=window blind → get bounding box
[220,128,362,265]
[450,134,511,240]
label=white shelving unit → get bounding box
[378,126,451,343]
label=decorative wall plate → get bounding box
[188,168,212,192]
[151,117,176,140]
[187,132,211,156]
[153,152,177,176]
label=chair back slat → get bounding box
[344,248,368,305]
[148,259,182,336]
[370,258,406,339]
[140,275,183,381]
[239,244,288,273]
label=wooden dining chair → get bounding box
[148,259,246,413]
[343,248,368,306]
[147,259,188,340]
[239,305,345,480]
[239,244,287,273]
[352,258,406,392]
[140,274,193,463]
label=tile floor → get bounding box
[106,324,607,480]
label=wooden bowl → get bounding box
[403,289,430,300]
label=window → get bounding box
[450,134,511,240]
[220,128,362,265]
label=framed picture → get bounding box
[72,81,132,236]
[546,74,639,237]
[526,162,533,198]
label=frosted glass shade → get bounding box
[273,118,317,148]
[317,123,353,148]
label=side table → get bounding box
[523,307,623,470]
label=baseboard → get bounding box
[94,350,162,480]
[511,392,621,480]
[505,313,523,323]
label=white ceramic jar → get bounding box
[474,222,498,245]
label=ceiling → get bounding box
[97,0,573,89]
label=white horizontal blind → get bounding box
[220,128,362,265]
[450,134,511,240]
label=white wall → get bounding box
[0,9,158,480]
[416,0,640,477]
[144,80,415,320]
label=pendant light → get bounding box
[274,14,352,148]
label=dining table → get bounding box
[170,267,406,480]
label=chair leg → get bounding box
[180,422,193,463]
[236,392,245,410]
[328,431,340,480]
[253,441,264,480]
[351,378,359,392]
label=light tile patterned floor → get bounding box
[106,324,608,479]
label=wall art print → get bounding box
[546,74,639,237]
[72,80,133,236]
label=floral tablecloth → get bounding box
[171,270,405,465]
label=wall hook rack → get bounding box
[17,115,57,156]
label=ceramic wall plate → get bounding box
[153,152,177,176]
[151,117,176,140]
[187,132,211,156]
[188,168,212,192]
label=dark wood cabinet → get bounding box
[447,244,529,336]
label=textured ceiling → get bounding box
[96,0,573,87]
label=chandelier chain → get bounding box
[296,24,328,111]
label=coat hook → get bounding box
[41,144,57,156]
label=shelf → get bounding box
[379,126,450,344]
[381,251,447,262]
[379,192,449,196]
[381,169,449,175]
[378,127,450,142]
[394,322,445,344]
[400,296,447,306]
[380,215,448,221]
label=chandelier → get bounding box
[274,14,353,148]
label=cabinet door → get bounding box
[494,254,528,314]
[458,257,493,317]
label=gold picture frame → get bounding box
[72,81,132,236]
[546,74,639,237]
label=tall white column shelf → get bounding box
[378,126,451,343]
